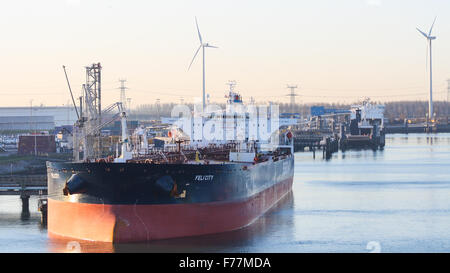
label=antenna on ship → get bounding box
[226,80,237,93]
[225,80,242,104]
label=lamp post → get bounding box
[30,100,37,156]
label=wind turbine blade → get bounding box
[195,17,203,44]
[416,28,428,38]
[188,45,202,71]
[428,16,437,36]
[206,45,218,48]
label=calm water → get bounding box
[1,133,450,253]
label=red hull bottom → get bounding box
[48,177,293,243]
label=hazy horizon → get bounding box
[1,0,449,108]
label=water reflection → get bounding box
[48,236,115,253]
[20,211,30,220]
[387,134,450,146]
[115,191,295,253]
[333,149,383,161]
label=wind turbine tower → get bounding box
[188,17,218,109]
[447,79,450,116]
[417,17,437,121]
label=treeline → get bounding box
[129,101,450,121]
[131,103,182,120]
[383,101,449,120]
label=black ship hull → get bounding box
[46,155,294,242]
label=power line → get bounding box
[258,90,447,98]
[286,84,298,111]
[118,79,128,110]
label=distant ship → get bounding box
[340,100,385,150]
[46,88,295,242]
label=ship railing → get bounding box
[158,151,169,163]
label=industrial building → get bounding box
[0,106,77,131]
[310,106,351,116]
[0,116,54,131]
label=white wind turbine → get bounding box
[417,17,437,121]
[188,17,218,109]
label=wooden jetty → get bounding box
[0,175,47,196]
[0,175,47,221]
[293,131,339,159]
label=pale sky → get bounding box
[0,0,449,107]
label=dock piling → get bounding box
[20,193,30,219]
[38,198,48,226]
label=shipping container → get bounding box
[18,135,56,155]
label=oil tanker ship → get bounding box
[46,70,295,242]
